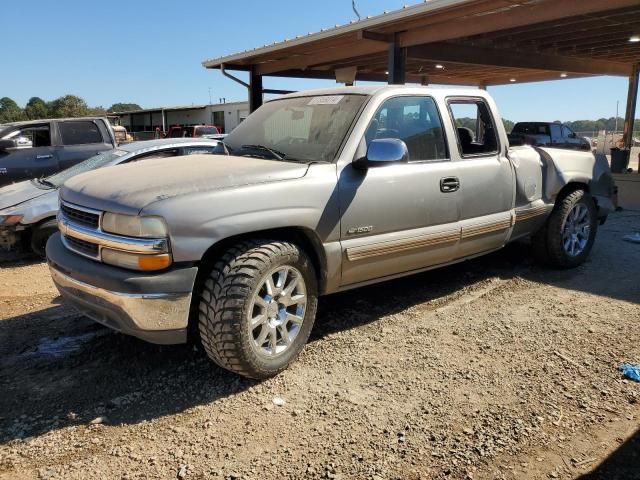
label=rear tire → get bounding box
[30,219,58,258]
[198,239,318,379]
[532,189,597,268]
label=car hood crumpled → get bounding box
[0,179,52,212]
[60,154,311,215]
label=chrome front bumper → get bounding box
[49,263,193,345]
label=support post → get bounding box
[249,67,263,113]
[388,34,406,85]
[623,63,639,153]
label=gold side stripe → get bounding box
[346,230,460,262]
[461,218,512,239]
[515,205,549,222]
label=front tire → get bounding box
[31,219,58,258]
[532,189,598,268]
[198,239,318,379]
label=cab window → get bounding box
[448,99,499,156]
[4,124,51,148]
[59,121,103,145]
[365,96,448,162]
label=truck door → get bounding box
[550,124,563,147]
[0,123,58,187]
[338,95,460,286]
[562,125,581,150]
[446,97,514,259]
[56,120,113,170]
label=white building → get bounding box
[115,101,249,137]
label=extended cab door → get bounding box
[56,120,114,170]
[446,97,515,259]
[0,122,59,187]
[338,95,460,287]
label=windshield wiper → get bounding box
[241,144,286,161]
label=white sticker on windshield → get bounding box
[308,95,344,105]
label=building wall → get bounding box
[117,102,249,134]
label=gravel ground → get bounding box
[1,212,639,480]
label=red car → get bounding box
[165,125,222,139]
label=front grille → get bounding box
[61,204,100,229]
[64,235,99,258]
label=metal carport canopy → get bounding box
[202,0,640,147]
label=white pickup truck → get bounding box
[46,86,615,379]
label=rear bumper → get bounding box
[46,233,198,345]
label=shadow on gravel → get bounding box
[579,428,640,480]
[0,213,637,442]
[0,244,527,443]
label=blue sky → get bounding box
[0,0,634,122]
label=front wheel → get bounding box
[31,219,58,258]
[532,189,598,268]
[198,240,318,379]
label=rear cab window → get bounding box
[59,121,103,145]
[448,98,499,157]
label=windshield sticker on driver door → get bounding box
[308,95,344,105]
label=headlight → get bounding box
[0,214,23,226]
[102,213,168,238]
[102,248,172,271]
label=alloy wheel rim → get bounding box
[249,266,307,358]
[562,203,591,257]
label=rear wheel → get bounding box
[198,239,318,379]
[532,189,597,268]
[30,219,58,258]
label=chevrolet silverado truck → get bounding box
[0,118,117,188]
[46,86,614,379]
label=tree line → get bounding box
[1,94,638,134]
[0,95,142,123]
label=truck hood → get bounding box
[60,154,311,214]
[0,179,52,212]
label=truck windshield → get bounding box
[45,149,127,188]
[222,94,368,162]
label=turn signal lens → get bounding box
[0,214,24,226]
[102,248,172,271]
[137,254,172,271]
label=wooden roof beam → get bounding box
[406,42,632,76]
[398,0,640,48]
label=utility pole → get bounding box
[615,100,619,134]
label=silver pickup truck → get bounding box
[46,86,614,379]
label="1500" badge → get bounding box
[347,226,373,235]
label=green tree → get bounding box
[48,95,89,118]
[108,103,142,112]
[0,97,25,123]
[24,96,49,120]
[502,118,514,132]
[87,105,107,116]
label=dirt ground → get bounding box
[1,212,639,480]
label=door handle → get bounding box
[440,177,460,193]
[36,154,53,160]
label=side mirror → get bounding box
[0,139,18,151]
[354,138,409,169]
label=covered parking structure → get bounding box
[203,0,640,153]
